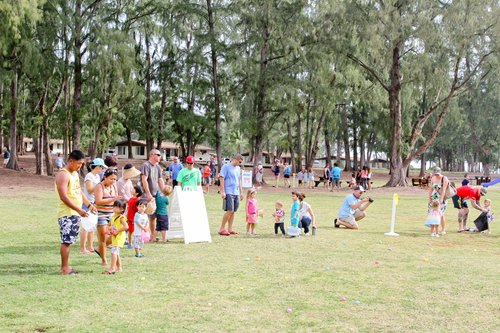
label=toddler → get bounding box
[308,168,315,189]
[126,185,143,248]
[245,188,260,235]
[297,168,304,187]
[133,200,149,257]
[104,199,128,274]
[425,200,441,237]
[272,201,285,236]
[468,199,494,233]
[155,185,173,242]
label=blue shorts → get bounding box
[223,194,240,212]
[97,215,111,226]
[156,214,169,231]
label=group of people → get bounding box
[55,147,495,275]
[424,167,492,237]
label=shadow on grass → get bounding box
[0,263,59,276]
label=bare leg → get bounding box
[80,229,89,253]
[336,220,358,230]
[161,230,167,242]
[220,211,234,231]
[228,212,236,232]
[60,243,72,274]
[149,216,157,241]
[116,255,122,272]
[87,231,95,251]
[251,224,256,234]
[246,223,250,234]
[97,225,108,266]
[440,215,446,235]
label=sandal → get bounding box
[218,230,230,236]
[229,230,238,235]
[62,269,79,275]
[102,270,115,275]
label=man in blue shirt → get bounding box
[331,163,342,191]
[168,156,184,187]
[218,154,244,236]
[334,186,373,230]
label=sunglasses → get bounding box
[104,169,118,176]
[187,162,194,165]
[153,153,161,157]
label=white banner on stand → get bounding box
[242,170,253,188]
[167,186,212,244]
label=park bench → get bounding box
[475,176,491,185]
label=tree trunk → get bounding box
[0,83,3,152]
[7,71,19,170]
[386,38,406,186]
[72,0,83,151]
[253,10,270,174]
[296,105,303,170]
[419,153,426,177]
[206,0,223,172]
[144,34,154,153]
[340,104,351,171]
[324,126,332,167]
[125,126,133,159]
[286,119,296,172]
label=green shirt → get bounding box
[176,168,202,188]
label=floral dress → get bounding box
[429,183,447,214]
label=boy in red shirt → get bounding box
[452,185,488,232]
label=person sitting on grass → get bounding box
[334,186,374,230]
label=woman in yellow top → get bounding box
[104,199,128,274]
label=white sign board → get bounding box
[242,170,253,188]
[167,186,212,244]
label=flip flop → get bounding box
[62,269,79,275]
[102,270,115,275]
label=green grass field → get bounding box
[0,186,499,332]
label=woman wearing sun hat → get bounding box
[116,164,141,201]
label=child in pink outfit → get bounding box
[246,188,259,235]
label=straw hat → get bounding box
[122,164,141,179]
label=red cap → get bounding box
[186,155,195,164]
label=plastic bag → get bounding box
[81,213,98,231]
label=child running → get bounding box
[104,199,128,274]
[133,200,149,257]
[154,185,173,242]
[246,188,259,235]
[425,201,442,237]
[272,201,285,236]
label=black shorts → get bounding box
[284,174,290,179]
[452,195,468,209]
[156,214,169,231]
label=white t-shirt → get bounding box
[134,212,149,236]
[83,172,101,203]
[299,201,312,219]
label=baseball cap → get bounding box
[353,185,366,192]
[91,158,108,168]
[186,155,195,164]
[433,167,442,175]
